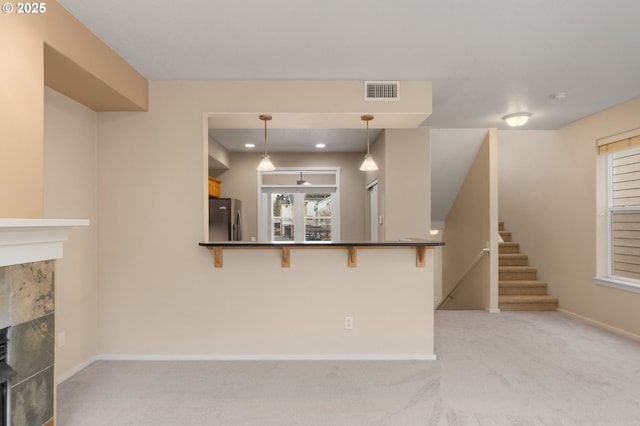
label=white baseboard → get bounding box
[557,309,640,343]
[95,354,437,361]
[56,356,97,385]
[54,353,436,383]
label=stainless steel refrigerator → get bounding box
[209,198,242,241]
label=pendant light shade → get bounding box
[359,114,378,171]
[257,114,275,171]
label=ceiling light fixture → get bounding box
[244,143,255,148]
[315,143,326,149]
[256,114,275,171]
[502,112,532,127]
[359,114,378,171]
[296,172,312,186]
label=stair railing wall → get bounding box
[437,248,490,310]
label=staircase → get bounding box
[499,222,559,311]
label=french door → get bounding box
[270,192,334,241]
[258,168,340,242]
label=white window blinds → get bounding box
[610,147,640,280]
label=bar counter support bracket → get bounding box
[281,247,291,268]
[205,244,439,269]
[416,246,427,267]
[214,247,223,268]
[348,247,357,268]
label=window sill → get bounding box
[593,277,640,294]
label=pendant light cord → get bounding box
[366,119,370,155]
[263,118,268,156]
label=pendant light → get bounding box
[297,172,312,186]
[257,114,275,171]
[359,114,378,171]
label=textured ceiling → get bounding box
[58,0,640,130]
[57,0,640,223]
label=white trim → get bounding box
[56,356,97,384]
[0,219,89,267]
[96,354,437,361]
[593,276,640,294]
[558,309,640,343]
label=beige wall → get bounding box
[0,1,147,218]
[498,97,640,339]
[361,129,430,241]
[219,152,366,241]
[98,247,434,357]
[364,132,386,240]
[97,81,433,356]
[383,129,431,240]
[208,136,231,173]
[442,130,498,310]
[43,88,99,380]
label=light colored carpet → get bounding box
[57,311,640,425]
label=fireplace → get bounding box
[0,219,87,426]
[0,261,55,426]
[0,328,16,426]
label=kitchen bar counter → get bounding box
[199,239,444,268]
[197,238,441,359]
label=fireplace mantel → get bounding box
[0,219,89,268]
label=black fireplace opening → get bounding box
[0,328,16,426]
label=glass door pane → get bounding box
[271,193,295,241]
[305,193,332,241]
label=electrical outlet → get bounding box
[58,331,66,348]
[344,316,354,330]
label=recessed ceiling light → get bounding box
[315,143,326,148]
[244,143,255,148]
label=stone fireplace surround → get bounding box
[0,219,88,426]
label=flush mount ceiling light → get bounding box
[256,114,275,171]
[244,143,255,148]
[359,114,379,171]
[296,172,312,186]
[315,143,326,149]
[502,112,532,127]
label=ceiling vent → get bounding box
[364,81,400,101]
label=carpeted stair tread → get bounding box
[499,266,537,280]
[496,221,559,311]
[499,295,559,311]
[499,254,529,266]
[499,280,548,295]
[499,266,537,272]
[499,295,558,303]
[499,242,520,253]
[499,280,547,287]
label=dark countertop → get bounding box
[199,239,444,248]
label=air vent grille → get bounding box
[364,81,400,101]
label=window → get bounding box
[258,168,340,242]
[608,147,640,281]
[594,129,640,293]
